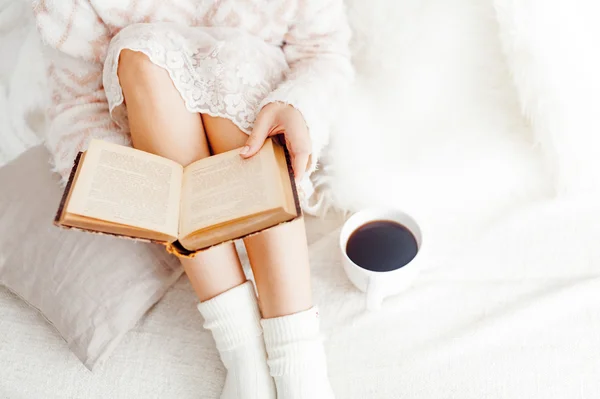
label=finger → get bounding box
[241,110,274,158]
[292,150,310,182]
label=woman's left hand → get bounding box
[240,102,311,182]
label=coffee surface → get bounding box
[346,220,418,272]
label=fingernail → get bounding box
[239,146,250,155]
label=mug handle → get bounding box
[366,276,384,311]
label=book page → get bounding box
[179,142,281,237]
[66,140,183,237]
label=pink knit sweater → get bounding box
[33,0,352,181]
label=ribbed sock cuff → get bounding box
[261,307,327,376]
[197,281,263,351]
[262,307,320,346]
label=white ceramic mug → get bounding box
[340,208,423,311]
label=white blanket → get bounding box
[1,0,599,398]
[2,214,600,398]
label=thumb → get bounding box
[292,151,310,182]
[241,110,274,158]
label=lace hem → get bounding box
[103,23,288,135]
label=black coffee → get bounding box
[346,220,418,272]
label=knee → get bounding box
[117,49,159,83]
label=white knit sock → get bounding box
[261,307,335,399]
[197,282,276,399]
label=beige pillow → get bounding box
[0,146,183,369]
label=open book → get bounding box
[55,138,300,253]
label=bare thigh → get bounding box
[119,51,209,165]
[202,114,248,153]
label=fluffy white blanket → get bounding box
[315,0,600,268]
[1,1,600,396]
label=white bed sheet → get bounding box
[2,214,599,399]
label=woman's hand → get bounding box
[240,102,311,181]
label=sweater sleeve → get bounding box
[33,0,130,182]
[260,0,354,172]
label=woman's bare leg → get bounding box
[202,115,313,318]
[117,50,245,302]
[243,219,312,317]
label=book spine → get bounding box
[282,144,302,217]
[54,152,82,224]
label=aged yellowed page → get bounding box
[179,141,281,238]
[67,140,183,237]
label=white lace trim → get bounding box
[103,24,288,135]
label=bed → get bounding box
[2,1,599,398]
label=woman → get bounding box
[33,1,353,398]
